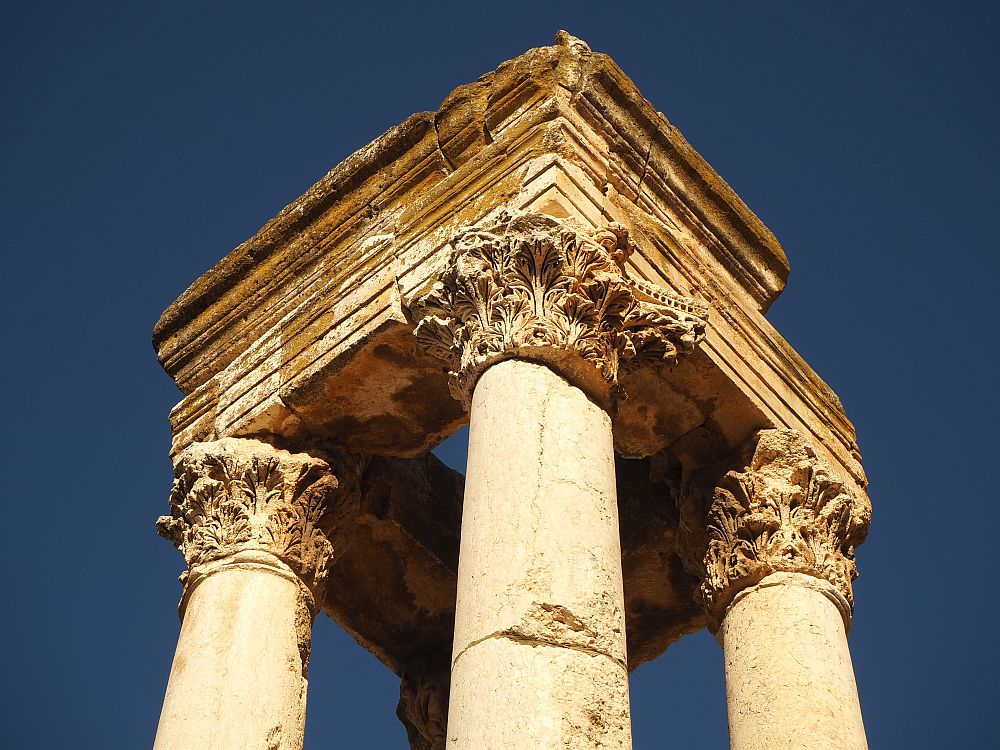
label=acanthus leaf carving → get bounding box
[411,210,708,407]
[397,663,449,750]
[156,438,361,601]
[698,429,871,623]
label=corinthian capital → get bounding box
[156,438,362,604]
[397,663,449,750]
[700,430,871,623]
[412,210,707,407]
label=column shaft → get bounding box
[720,572,867,750]
[447,359,632,749]
[411,211,705,748]
[154,552,311,750]
[154,438,348,750]
[692,429,872,750]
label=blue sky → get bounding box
[2,2,997,747]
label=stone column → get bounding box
[695,429,872,750]
[413,210,707,749]
[153,438,357,750]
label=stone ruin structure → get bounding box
[151,33,871,750]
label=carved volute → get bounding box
[681,429,871,627]
[411,210,708,408]
[156,437,362,609]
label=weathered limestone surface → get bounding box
[679,430,870,750]
[325,448,710,676]
[153,30,869,674]
[411,209,706,410]
[720,573,868,750]
[151,30,873,750]
[155,555,310,750]
[408,211,712,746]
[616,453,705,665]
[323,454,462,674]
[153,31,862,497]
[679,429,871,628]
[398,664,450,750]
[448,360,631,749]
[366,451,707,745]
[154,438,359,750]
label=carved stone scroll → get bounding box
[411,210,707,407]
[691,429,871,624]
[397,663,449,750]
[156,437,360,606]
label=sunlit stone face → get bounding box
[152,30,870,750]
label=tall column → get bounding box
[413,210,707,749]
[694,429,872,750]
[153,438,358,750]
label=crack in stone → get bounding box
[452,628,627,672]
[432,113,457,174]
[530,383,552,540]
[549,474,606,498]
[634,140,652,204]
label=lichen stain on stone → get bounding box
[264,725,282,750]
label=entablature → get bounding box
[155,32,859,489]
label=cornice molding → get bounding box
[153,32,782,394]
